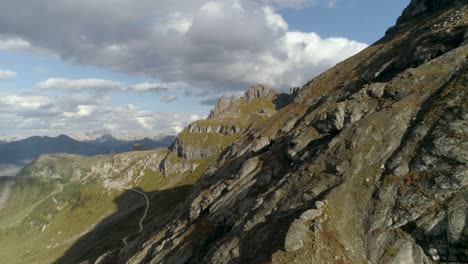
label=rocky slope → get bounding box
[0,84,289,264]
[89,0,467,263]
[1,1,466,263]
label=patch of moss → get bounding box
[178,132,240,149]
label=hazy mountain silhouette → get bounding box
[0,134,175,176]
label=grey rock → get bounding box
[447,193,468,245]
[187,123,243,134]
[244,84,278,100]
[315,200,326,210]
[392,162,410,177]
[366,82,386,99]
[313,103,346,133]
[284,219,311,252]
[300,209,322,221]
[208,95,234,119]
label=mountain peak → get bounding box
[207,84,292,119]
[243,83,278,100]
[57,134,74,140]
[396,0,457,24]
[207,95,236,119]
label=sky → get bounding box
[0,0,409,141]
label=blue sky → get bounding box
[282,0,408,43]
[0,0,409,141]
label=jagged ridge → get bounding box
[99,1,468,263]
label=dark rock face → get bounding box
[187,124,243,134]
[93,1,468,263]
[244,84,278,100]
[397,0,455,24]
[208,84,292,119]
[208,96,235,119]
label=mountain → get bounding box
[86,134,176,153]
[0,0,467,263]
[0,135,104,164]
[0,84,292,263]
[0,134,175,176]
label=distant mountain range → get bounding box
[85,134,175,153]
[0,134,175,176]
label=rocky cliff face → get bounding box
[1,1,466,263]
[96,1,467,263]
[172,84,291,159]
[208,84,290,119]
[397,0,453,24]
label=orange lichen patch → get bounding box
[178,217,215,245]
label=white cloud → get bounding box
[0,0,369,139]
[0,94,49,111]
[263,6,288,34]
[0,70,17,80]
[128,82,170,92]
[171,125,184,133]
[136,116,153,130]
[36,78,174,94]
[62,105,97,118]
[0,0,367,94]
[0,91,201,140]
[37,78,123,91]
[0,36,57,56]
[190,114,201,121]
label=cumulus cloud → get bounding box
[0,0,367,94]
[0,70,17,80]
[0,91,201,140]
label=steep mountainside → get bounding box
[1,1,466,263]
[0,85,290,264]
[88,0,466,263]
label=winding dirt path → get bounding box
[121,188,150,246]
[128,188,150,233]
[106,183,151,246]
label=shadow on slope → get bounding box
[54,185,193,264]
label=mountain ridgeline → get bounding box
[0,134,175,176]
[0,0,467,263]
